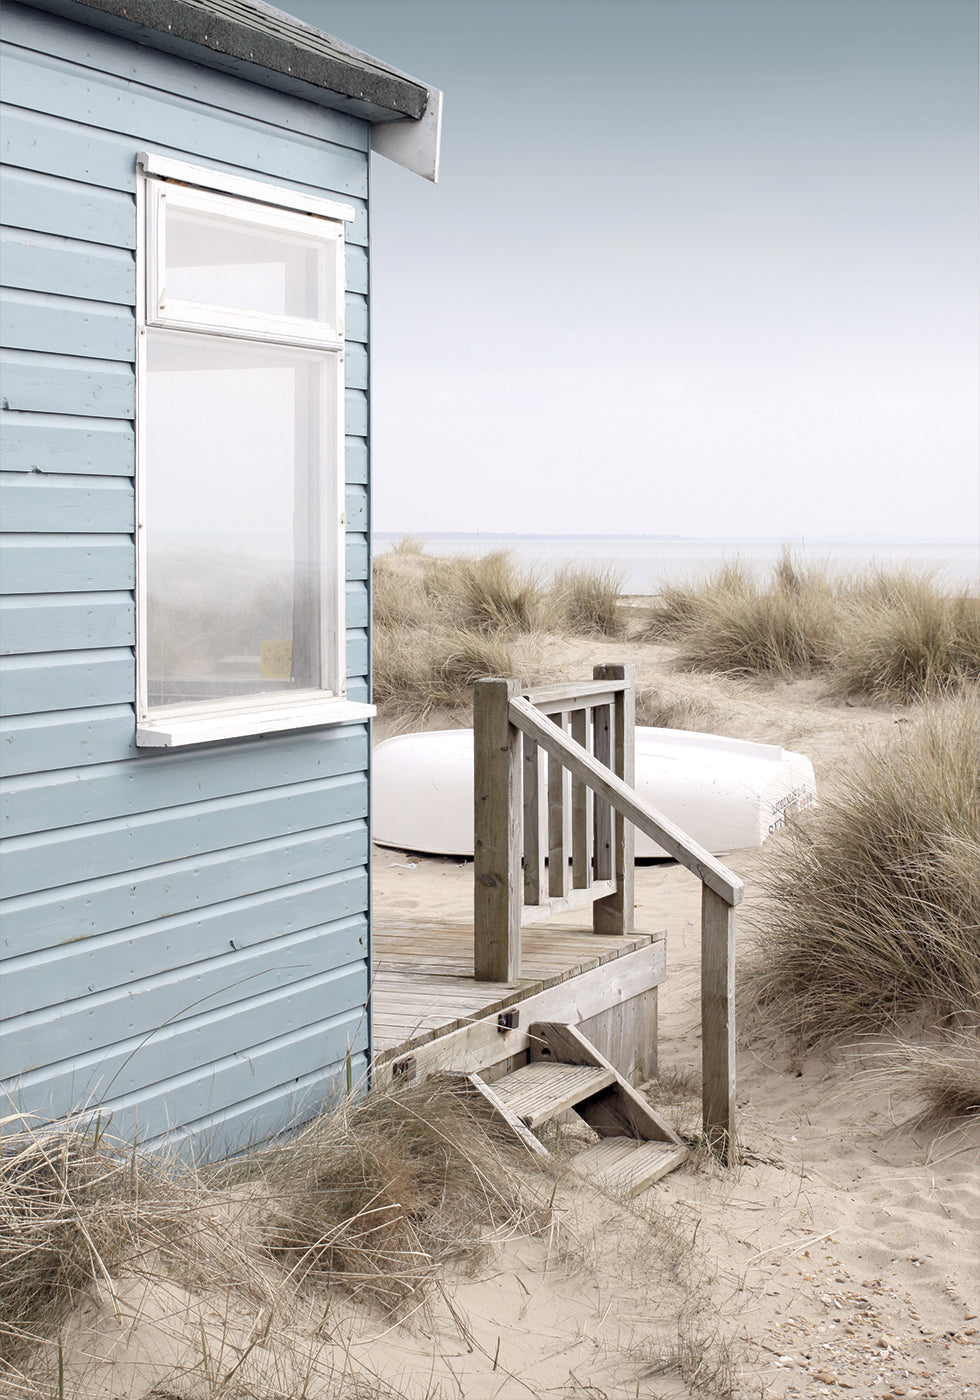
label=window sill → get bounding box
[136,698,376,748]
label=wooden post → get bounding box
[593,664,635,935]
[474,678,522,982]
[701,885,736,1161]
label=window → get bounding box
[135,155,372,746]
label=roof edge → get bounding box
[371,85,442,184]
[18,0,432,125]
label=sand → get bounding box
[16,643,980,1399]
[366,644,980,1398]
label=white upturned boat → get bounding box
[373,726,817,859]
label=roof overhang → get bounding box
[20,0,442,180]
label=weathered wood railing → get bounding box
[474,664,744,1154]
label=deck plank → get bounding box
[372,916,663,1061]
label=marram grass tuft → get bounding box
[744,694,980,1053]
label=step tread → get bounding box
[572,1137,690,1196]
[491,1061,616,1127]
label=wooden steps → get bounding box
[573,1137,690,1193]
[490,1062,616,1128]
[463,1020,689,1197]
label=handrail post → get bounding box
[593,663,635,935]
[474,677,522,981]
[701,886,736,1161]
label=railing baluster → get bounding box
[509,695,742,905]
[522,734,543,907]
[571,706,591,889]
[594,664,634,936]
[548,709,570,898]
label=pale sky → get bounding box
[280,0,978,542]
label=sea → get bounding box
[374,534,980,596]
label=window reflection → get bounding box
[145,331,323,708]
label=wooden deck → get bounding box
[371,916,666,1083]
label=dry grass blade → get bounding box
[877,1025,980,1121]
[372,554,430,632]
[386,534,427,556]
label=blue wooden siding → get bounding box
[0,1,374,1155]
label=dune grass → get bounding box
[386,532,427,556]
[231,1078,543,1314]
[642,1323,740,1399]
[0,1117,199,1374]
[745,695,980,1083]
[836,567,980,703]
[381,548,547,635]
[450,551,546,634]
[372,622,535,723]
[373,548,545,722]
[878,1027,980,1123]
[646,553,841,679]
[372,548,631,722]
[635,684,719,733]
[374,543,977,727]
[645,551,979,701]
[0,1079,731,1398]
[1,1079,546,1394]
[374,547,628,641]
[550,564,627,637]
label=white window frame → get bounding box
[145,181,347,347]
[135,155,374,748]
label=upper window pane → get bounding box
[166,206,322,319]
[151,184,341,336]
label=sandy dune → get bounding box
[366,654,979,1399]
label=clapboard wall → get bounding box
[0,1,373,1155]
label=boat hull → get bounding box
[373,726,816,859]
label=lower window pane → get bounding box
[145,330,327,709]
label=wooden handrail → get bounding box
[474,671,740,1156]
[507,696,744,907]
[521,679,626,708]
[510,693,740,1156]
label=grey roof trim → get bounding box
[21,0,430,122]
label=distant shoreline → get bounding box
[375,531,976,546]
[373,533,979,592]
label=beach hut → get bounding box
[0,0,440,1155]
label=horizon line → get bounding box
[373,531,979,546]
